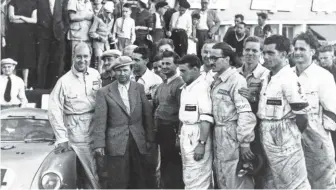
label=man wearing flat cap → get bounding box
[92,56,155,188]
[168,0,192,57]
[209,42,256,189]
[0,58,28,110]
[254,12,268,38]
[100,49,122,87]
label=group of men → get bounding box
[44,25,336,189]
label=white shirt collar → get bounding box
[167,72,179,84]
[118,81,130,90]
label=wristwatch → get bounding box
[198,140,206,146]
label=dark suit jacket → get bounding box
[36,0,69,40]
[93,81,155,156]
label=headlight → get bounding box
[41,172,62,189]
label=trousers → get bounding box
[171,29,188,57]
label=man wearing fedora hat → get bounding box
[93,56,155,188]
[0,58,28,110]
[100,49,122,87]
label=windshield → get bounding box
[1,118,54,141]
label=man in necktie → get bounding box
[0,58,28,110]
[93,56,155,188]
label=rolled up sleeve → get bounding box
[198,84,214,124]
[48,80,68,145]
[233,78,256,147]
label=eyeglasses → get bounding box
[209,56,224,62]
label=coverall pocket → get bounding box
[305,91,319,113]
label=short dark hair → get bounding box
[155,1,168,10]
[157,38,174,49]
[138,0,147,8]
[133,46,149,60]
[257,12,268,20]
[263,24,272,33]
[293,31,320,50]
[235,14,244,21]
[237,22,246,27]
[160,51,180,65]
[264,35,291,54]
[244,36,263,50]
[178,54,201,69]
[123,3,132,8]
[192,13,200,20]
[212,42,235,60]
[152,53,162,62]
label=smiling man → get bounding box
[209,42,256,189]
[258,35,310,189]
[48,42,101,189]
[293,32,336,189]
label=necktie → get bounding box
[120,85,130,114]
[4,76,11,102]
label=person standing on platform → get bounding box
[192,0,220,59]
[151,1,169,43]
[168,0,191,57]
[0,58,28,110]
[153,50,185,189]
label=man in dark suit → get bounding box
[93,56,156,189]
[36,0,69,89]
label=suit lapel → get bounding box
[53,0,61,19]
[129,82,138,115]
[108,82,129,116]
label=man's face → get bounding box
[158,6,168,15]
[103,55,119,71]
[131,52,147,73]
[73,45,91,72]
[122,7,131,17]
[161,57,177,76]
[236,23,245,35]
[209,49,228,73]
[243,42,261,65]
[179,63,195,85]
[294,40,315,65]
[153,61,162,75]
[201,1,208,10]
[201,43,214,67]
[263,44,283,71]
[1,64,15,76]
[234,17,242,26]
[159,44,174,53]
[258,16,265,26]
[179,6,187,15]
[318,51,334,68]
[114,65,132,83]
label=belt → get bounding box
[65,110,95,116]
[172,28,186,32]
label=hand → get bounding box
[240,146,255,161]
[192,38,198,43]
[208,32,213,38]
[296,114,308,133]
[94,148,105,156]
[238,87,256,102]
[193,143,205,161]
[166,31,172,37]
[54,142,72,154]
[232,48,236,52]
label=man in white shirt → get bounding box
[200,40,216,85]
[151,1,169,43]
[0,58,27,110]
[168,0,191,57]
[294,31,336,189]
[131,46,163,99]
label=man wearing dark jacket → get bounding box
[93,56,155,189]
[36,0,69,89]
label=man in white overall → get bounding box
[177,54,213,189]
[48,42,101,189]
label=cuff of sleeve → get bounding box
[93,140,106,149]
[55,138,69,146]
[240,143,250,148]
[200,114,214,124]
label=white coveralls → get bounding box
[257,65,311,189]
[48,66,101,189]
[211,67,256,189]
[179,76,214,189]
[295,63,336,189]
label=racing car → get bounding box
[1,108,77,189]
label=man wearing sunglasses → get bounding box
[209,42,256,189]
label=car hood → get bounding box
[1,142,54,190]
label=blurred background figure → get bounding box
[262,24,272,39]
[318,45,336,82]
[0,58,28,110]
[134,0,153,49]
[223,14,245,42]
[7,0,37,88]
[188,13,199,55]
[100,49,122,86]
[151,1,169,43]
[254,12,268,38]
[152,53,166,80]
